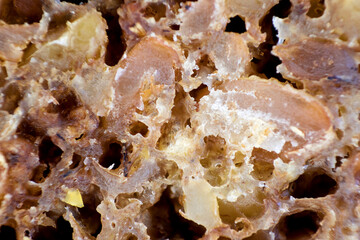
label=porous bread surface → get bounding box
[0,0,359,239]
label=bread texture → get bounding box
[0,0,360,239]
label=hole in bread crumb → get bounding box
[143,2,167,21]
[218,192,265,224]
[250,148,276,181]
[156,86,191,150]
[13,0,43,23]
[199,158,211,168]
[274,0,292,18]
[0,225,16,240]
[333,149,349,171]
[60,0,88,4]
[103,13,126,66]
[156,122,173,150]
[26,184,42,197]
[287,168,337,198]
[18,199,39,210]
[243,230,271,240]
[39,137,63,166]
[129,121,149,137]
[18,184,42,209]
[338,105,346,117]
[1,83,23,114]
[185,118,191,127]
[165,161,182,180]
[40,79,49,90]
[218,201,247,231]
[33,216,73,240]
[146,188,205,239]
[335,129,343,140]
[339,33,348,42]
[218,237,231,240]
[335,156,343,170]
[233,151,245,167]
[75,133,84,141]
[252,0,291,81]
[225,15,246,34]
[201,136,230,186]
[191,54,216,78]
[170,24,180,30]
[306,0,325,18]
[47,84,81,119]
[125,234,138,240]
[16,119,45,142]
[0,67,7,88]
[70,153,82,169]
[189,84,209,103]
[19,43,37,67]
[115,192,139,209]
[99,142,123,169]
[276,210,323,240]
[31,164,50,183]
[78,184,102,237]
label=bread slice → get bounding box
[0,0,359,239]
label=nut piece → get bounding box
[63,189,84,208]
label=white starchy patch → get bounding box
[156,97,171,120]
[258,182,266,188]
[260,132,286,153]
[50,34,70,46]
[115,67,125,82]
[194,91,287,154]
[273,158,303,182]
[290,126,305,138]
[226,190,240,202]
[165,130,197,162]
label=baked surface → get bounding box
[0,0,360,239]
